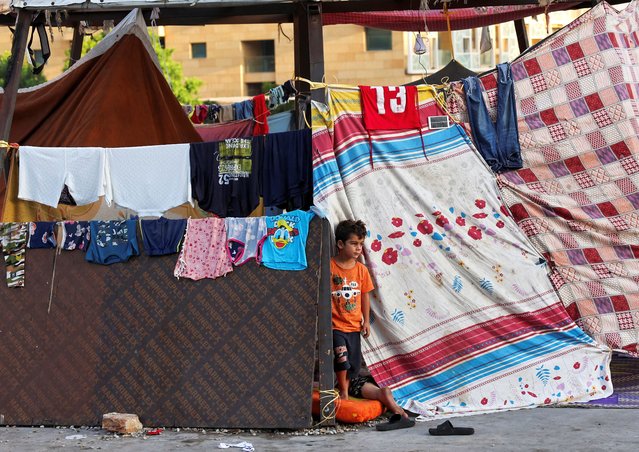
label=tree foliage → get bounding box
[149,33,202,105]
[0,51,47,89]
[64,31,202,104]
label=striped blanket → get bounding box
[312,86,612,416]
[449,1,639,356]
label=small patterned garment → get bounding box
[27,222,57,249]
[0,222,27,287]
[224,216,267,266]
[174,217,233,280]
[61,221,91,252]
[85,219,140,265]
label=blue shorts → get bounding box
[141,218,187,256]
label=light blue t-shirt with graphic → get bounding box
[261,210,315,270]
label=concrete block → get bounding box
[101,413,143,434]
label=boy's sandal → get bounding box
[375,413,416,431]
[428,420,474,436]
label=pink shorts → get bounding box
[174,217,233,280]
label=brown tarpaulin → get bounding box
[0,165,5,219]
[0,34,202,221]
[0,218,324,428]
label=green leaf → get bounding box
[0,51,47,89]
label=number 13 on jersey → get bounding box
[359,85,421,131]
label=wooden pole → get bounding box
[294,2,332,426]
[69,23,84,68]
[514,18,529,54]
[0,9,33,178]
[316,217,335,426]
[294,0,325,128]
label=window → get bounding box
[478,28,495,69]
[458,29,473,55]
[408,28,499,74]
[191,42,207,59]
[462,36,471,53]
[159,36,166,49]
[479,45,495,68]
[407,51,429,75]
[365,28,392,51]
[406,32,439,75]
[499,22,520,63]
[437,31,453,67]
[242,40,275,73]
[246,82,276,96]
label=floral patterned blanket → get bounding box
[312,86,611,416]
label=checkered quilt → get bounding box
[451,1,639,356]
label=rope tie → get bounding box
[312,388,339,427]
[444,2,455,61]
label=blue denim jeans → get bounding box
[463,63,523,172]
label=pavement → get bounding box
[0,407,637,451]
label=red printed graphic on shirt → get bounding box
[359,85,421,130]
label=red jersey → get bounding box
[359,85,421,130]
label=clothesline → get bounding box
[184,80,297,126]
[12,129,313,220]
[0,210,316,290]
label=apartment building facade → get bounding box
[0,10,584,101]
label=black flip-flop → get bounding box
[376,413,416,431]
[429,420,474,436]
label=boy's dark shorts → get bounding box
[333,330,378,397]
[333,330,361,378]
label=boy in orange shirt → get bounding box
[331,219,414,430]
